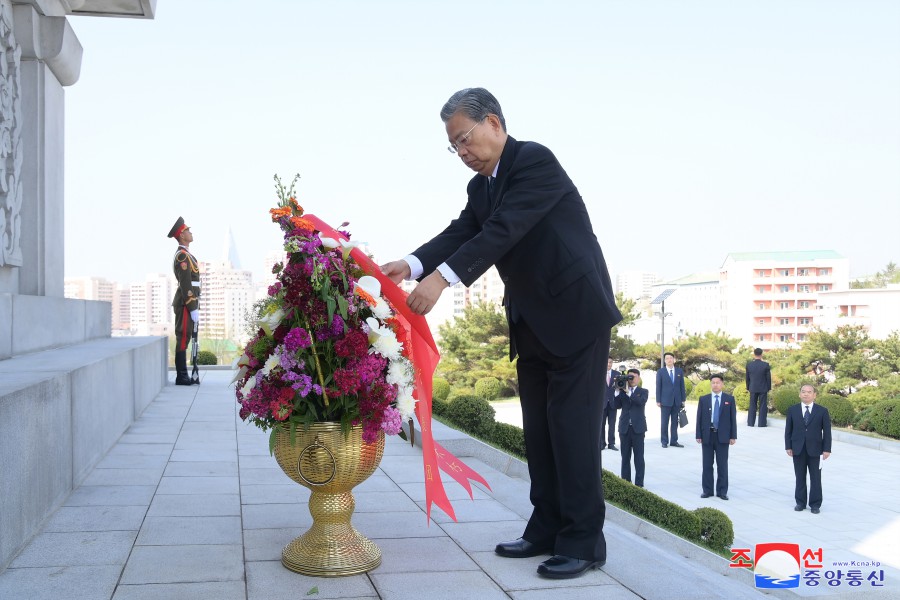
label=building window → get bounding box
[798,268,810,276]
[779,269,790,276]
[780,335,789,342]
[798,334,807,342]
[780,302,789,309]
[779,318,790,325]
[758,303,766,310]
[818,284,830,291]
[759,319,765,326]
[798,285,811,293]
[799,301,811,309]
[799,318,811,325]
[780,285,790,293]
[756,335,765,342]
[818,268,830,276]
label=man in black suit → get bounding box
[745,348,772,427]
[695,375,737,500]
[614,369,647,487]
[382,88,621,579]
[655,352,686,447]
[785,384,832,514]
[602,358,620,451]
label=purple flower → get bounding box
[284,327,312,352]
[268,282,283,296]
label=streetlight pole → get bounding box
[651,289,677,368]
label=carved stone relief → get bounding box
[0,0,23,267]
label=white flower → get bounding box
[319,235,340,249]
[372,332,403,360]
[386,358,413,387]
[340,238,362,260]
[262,353,281,376]
[356,276,381,298]
[240,375,257,397]
[372,297,391,320]
[230,365,249,385]
[256,308,284,335]
[395,386,418,420]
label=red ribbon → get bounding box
[305,214,491,521]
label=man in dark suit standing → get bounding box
[614,369,647,487]
[695,375,737,500]
[382,88,621,579]
[655,352,686,447]
[785,384,832,513]
[745,348,772,427]
[602,358,620,451]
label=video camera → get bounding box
[614,367,634,390]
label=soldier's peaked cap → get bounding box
[168,217,189,239]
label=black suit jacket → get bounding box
[604,370,620,409]
[746,359,772,392]
[655,367,686,407]
[696,393,737,444]
[614,387,648,434]
[785,403,832,455]
[413,136,621,358]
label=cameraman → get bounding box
[613,368,648,487]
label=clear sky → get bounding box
[63,0,900,286]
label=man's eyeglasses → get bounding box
[447,118,486,154]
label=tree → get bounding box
[851,261,899,288]
[436,302,518,394]
[609,292,640,361]
[634,331,749,382]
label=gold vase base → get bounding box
[282,528,382,577]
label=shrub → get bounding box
[772,383,804,415]
[847,386,885,413]
[492,422,526,457]
[431,397,449,417]
[689,380,711,402]
[877,374,900,399]
[432,377,451,402]
[816,394,855,427]
[731,385,750,412]
[683,378,695,400]
[475,377,502,402]
[855,399,900,439]
[445,394,496,438]
[694,507,735,551]
[196,350,217,365]
[602,470,702,542]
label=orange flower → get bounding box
[355,288,376,306]
[289,197,303,214]
[269,206,291,221]
[289,216,315,231]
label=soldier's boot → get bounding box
[175,351,192,386]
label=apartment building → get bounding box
[199,260,254,344]
[720,251,850,348]
[616,270,662,301]
[816,285,900,339]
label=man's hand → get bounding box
[696,438,702,444]
[729,439,736,446]
[656,402,661,407]
[381,260,411,284]
[823,451,831,460]
[786,449,793,457]
[407,271,448,315]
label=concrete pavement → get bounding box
[0,370,896,599]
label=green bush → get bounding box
[689,380,711,402]
[683,378,695,400]
[445,394,496,438]
[432,377,451,402]
[602,470,703,542]
[772,383,804,415]
[731,385,750,412]
[431,397,449,417]
[694,507,734,551]
[196,350,217,365]
[877,374,900,399]
[847,386,889,412]
[475,377,502,401]
[492,422,526,457]
[816,394,856,427]
[855,399,900,439]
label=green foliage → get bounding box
[695,507,735,552]
[772,383,804,415]
[847,386,888,412]
[731,385,750,412]
[475,377,502,401]
[878,374,900,399]
[445,394,496,438]
[689,380,711,402]
[683,378,695,400]
[874,333,900,374]
[816,395,856,427]
[855,399,900,438]
[436,302,518,394]
[851,261,899,289]
[432,377,451,402]
[610,292,640,360]
[431,397,449,417]
[492,422,526,457]
[196,350,218,365]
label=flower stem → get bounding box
[304,316,330,408]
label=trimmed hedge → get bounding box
[445,394,496,438]
[683,378,695,400]
[731,385,750,412]
[475,377,502,401]
[432,377,451,402]
[431,397,449,417]
[689,380,711,402]
[855,399,900,438]
[816,394,856,427]
[847,386,889,412]
[695,507,735,551]
[196,350,217,365]
[492,422,526,457]
[772,383,804,415]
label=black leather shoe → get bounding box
[700,493,712,498]
[608,445,618,451]
[811,508,820,514]
[495,538,552,558]
[670,442,684,448]
[794,505,805,511]
[601,444,607,450]
[661,443,668,448]
[718,494,729,500]
[537,555,604,579]
[175,375,193,386]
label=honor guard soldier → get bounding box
[167,217,201,385]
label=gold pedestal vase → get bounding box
[272,422,385,577]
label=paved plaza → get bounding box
[0,370,897,599]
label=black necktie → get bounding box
[803,406,811,425]
[487,176,494,195]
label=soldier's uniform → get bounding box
[167,217,201,385]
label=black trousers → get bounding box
[793,447,823,509]
[619,426,645,487]
[516,319,609,562]
[660,404,680,445]
[601,403,617,447]
[701,437,730,496]
[748,392,768,427]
